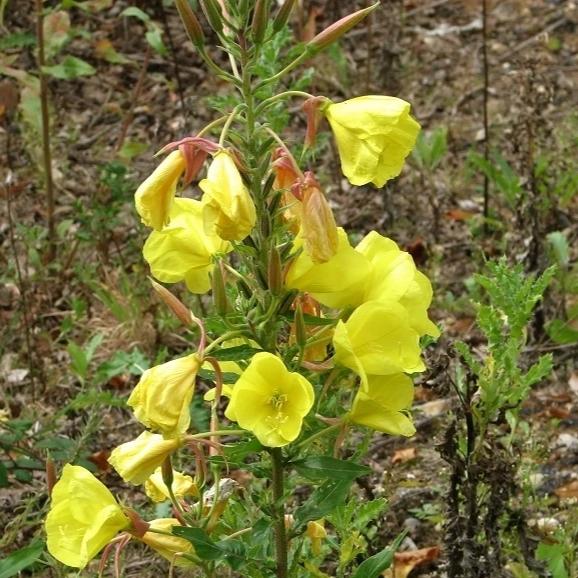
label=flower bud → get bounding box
[267,245,283,295]
[306,519,327,556]
[175,0,205,48]
[307,3,379,52]
[211,261,228,315]
[252,0,270,44]
[294,302,307,349]
[273,0,297,32]
[150,278,193,326]
[200,0,224,34]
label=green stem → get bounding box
[203,330,246,355]
[295,423,341,449]
[256,90,315,115]
[271,448,288,578]
[187,429,246,440]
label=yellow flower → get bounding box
[355,231,439,337]
[200,150,256,241]
[139,518,196,567]
[108,431,182,485]
[144,468,198,503]
[286,228,371,309]
[324,96,420,187]
[135,150,186,231]
[128,353,200,437]
[45,464,129,568]
[306,519,327,556]
[225,352,314,447]
[143,198,230,294]
[348,374,416,436]
[333,301,424,386]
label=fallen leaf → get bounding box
[392,448,418,465]
[446,208,475,221]
[417,398,452,417]
[383,546,441,578]
[569,372,578,396]
[554,480,578,499]
[88,450,110,472]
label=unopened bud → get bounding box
[46,456,56,497]
[268,246,283,295]
[252,0,270,44]
[200,0,224,34]
[211,261,228,316]
[307,3,379,52]
[273,0,297,32]
[294,302,307,348]
[161,456,174,492]
[175,0,205,48]
[150,278,193,326]
[300,173,339,263]
[284,514,295,530]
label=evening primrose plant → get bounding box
[44,2,438,576]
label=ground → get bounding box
[1,0,577,576]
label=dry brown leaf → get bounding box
[569,372,578,396]
[88,450,111,472]
[383,546,441,578]
[392,447,418,465]
[446,208,476,221]
[554,480,578,500]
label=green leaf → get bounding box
[0,462,8,487]
[42,56,96,80]
[145,25,167,56]
[521,354,553,387]
[536,542,569,578]
[172,527,222,560]
[546,319,578,344]
[121,6,150,22]
[350,532,405,578]
[547,231,570,268]
[211,345,262,362]
[0,32,36,50]
[215,539,247,570]
[292,456,371,480]
[295,479,352,526]
[0,540,44,578]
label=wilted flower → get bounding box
[135,151,186,231]
[323,95,420,187]
[348,373,416,436]
[200,150,256,241]
[143,198,231,294]
[144,468,197,503]
[45,465,130,568]
[299,172,339,264]
[306,519,327,556]
[225,352,314,447]
[333,301,424,386]
[128,353,201,437]
[108,431,182,485]
[139,518,196,567]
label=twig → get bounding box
[116,44,151,152]
[156,1,190,132]
[481,0,490,234]
[36,0,56,261]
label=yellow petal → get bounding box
[45,465,129,568]
[135,151,186,231]
[143,198,230,294]
[140,518,196,567]
[325,96,420,188]
[128,353,200,437]
[108,431,182,485]
[225,352,315,447]
[286,228,371,309]
[200,151,256,241]
[144,468,197,502]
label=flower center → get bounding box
[268,391,288,411]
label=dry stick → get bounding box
[365,8,373,93]
[36,0,56,261]
[481,0,490,234]
[4,174,38,400]
[156,1,189,132]
[116,44,151,152]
